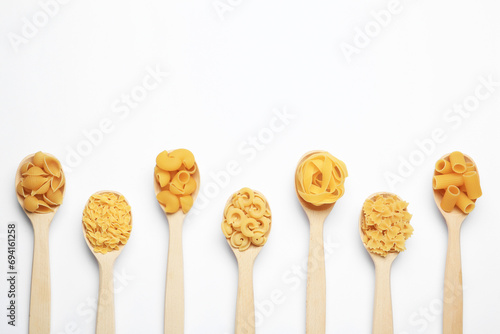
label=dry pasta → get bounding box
[441,186,460,212]
[295,151,348,206]
[16,152,65,213]
[155,149,197,213]
[433,152,482,214]
[82,192,132,254]
[222,188,271,251]
[361,194,413,257]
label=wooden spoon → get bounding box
[359,192,401,334]
[224,190,271,334]
[82,191,132,334]
[433,154,477,334]
[295,150,335,334]
[15,153,65,334]
[154,160,200,334]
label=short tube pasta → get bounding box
[456,192,475,214]
[435,159,452,174]
[463,171,482,199]
[449,151,466,174]
[440,185,460,212]
[433,173,464,189]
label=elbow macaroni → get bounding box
[83,192,132,254]
[222,188,271,251]
[433,151,482,213]
[361,194,413,257]
[16,152,65,213]
[155,149,197,214]
[295,151,348,206]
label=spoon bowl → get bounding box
[82,191,132,334]
[15,153,66,334]
[433,153,477,334]
[154,153,200,334]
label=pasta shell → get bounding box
[21,162,34,174]
[156,151,182,171]
[43,194,57,206]
[23,175,49,190]
[16,181,25,197]
[45,188,63,205]
[156,190,179,213]
[169,149,195,169]
[180,195,193,213]
[32,151,46,168]
[43,155,62,177]
[155,166,171,188]
[183,178,197,195]
[51,173,65,191]
[36,201,54,213]
[32,179,51,195]
[22,166,48,176]
[24,196,39,213]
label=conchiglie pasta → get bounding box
[361,194,413,257]
[155,149,198,214]
[295,151,348,206]
[222,188,271,251]
[434,152,481,214]
[82,192,132,254]
[17,152,65,213]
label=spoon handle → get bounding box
[235,259,255,334]
[306,220,326,334]
[165,220,184,334]
[373,261,394,334]
[96,260,116,334]
[29,221,51,334]
[443,223,463,334]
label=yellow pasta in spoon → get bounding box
[222,188,271,251]
[16,152,65,213]
[295,151,348,206]
[155,149,197,213]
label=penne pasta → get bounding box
[449,151,467,174]
[433,173,464,189]
[435,159,453,174]
[440,185,460,212]
[456,192,475,214]
[463,171,482,200]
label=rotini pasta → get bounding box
[295,151,348,206]
[155,149,197,213]
[222,188,271,251]
[361,194,413,257]
[433,152,481,214]
[82,192,132,254]
[16,152,65,213]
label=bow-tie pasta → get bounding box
[16,151,65,213]
[222,188,271,251]
[361,194,413,257]
[155,149,197,213]
[83,192,132,254]
[295,151,348,206]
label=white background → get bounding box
[1,0,500,333]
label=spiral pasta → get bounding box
[16,152,65,213]
[295,151,348,206]
[222,188,271,251]
[361,194,413,257]
[155,149,197,213]
[83,192,132,254]
[433,152,482,213]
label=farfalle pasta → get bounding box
[295,151,348,206]
[222,188,271,251]
[16,151,65,213]
[83,192,132,254]
[361,194,413,257]
[433,152,482,214]
[155,149,197,214]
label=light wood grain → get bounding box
[15,153,65,334]
[153,157,200,334]
[359,192,402,334]
[224,190,271,334]
[82,191,132,334]
[433,154,476,334]
[295,151,335,334]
